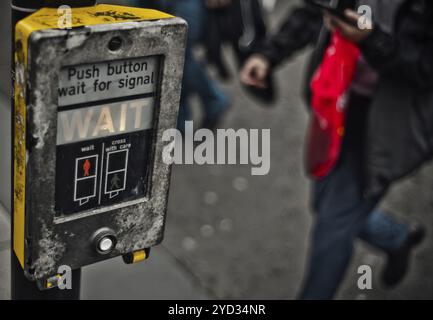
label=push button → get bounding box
[92,228,117,255]
[98,237,114,253]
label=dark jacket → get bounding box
[204,0,267,79]
[256,0,433,197]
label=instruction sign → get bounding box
[55,56,160,216]
[58,56,159,107]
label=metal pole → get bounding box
[11,0,97,300]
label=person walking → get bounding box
[136,0,230,131]
[241,0,433,299]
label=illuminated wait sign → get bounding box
[56,98,154,145]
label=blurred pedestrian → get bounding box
[204,0,267,79]
[136,0,230,132]
[241,0,433,299]
[203,0,275,103]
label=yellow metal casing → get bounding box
[13,4,186,282]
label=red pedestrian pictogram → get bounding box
[83,159,91,177]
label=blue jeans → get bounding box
[176,0,228,131]
[299,93,409,300]
[139,0,228,131]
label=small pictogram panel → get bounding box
[74,155,98,206]
[105,150,129,198]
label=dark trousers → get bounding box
[299,93,409,299]
[138,0,228,131]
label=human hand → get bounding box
[240,54,271,89]
[324,9,373,43]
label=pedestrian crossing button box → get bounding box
[12,4,187,282]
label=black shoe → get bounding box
[381,224,426,288]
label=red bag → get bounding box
[306,31,360,178]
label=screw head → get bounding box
[108,37,123,52]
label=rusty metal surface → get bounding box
[22,17,186,280]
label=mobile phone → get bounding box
[309,0,356,24]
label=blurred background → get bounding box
[1,0,433,300]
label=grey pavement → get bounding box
[82,246,211,300]
[0,203,210,300]
[0,204,11,300]
[0,91,11,212]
